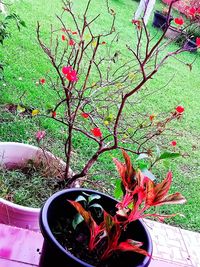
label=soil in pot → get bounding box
[0,154,67,208]
[53,217,148,267]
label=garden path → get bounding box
[0,219,200,267]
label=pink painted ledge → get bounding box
[0,223,43,266]
[1,222,200,267]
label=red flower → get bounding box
[72,31,78,35]
[176,105,184,113]
[149,114,155,122]
[189,7,196,16]
[174,17,184,26]
[62,35,66,41]
[62,66,78,82]
[66,69,78,82]
[52,111,56,118]
[81,112,89,119]
[62,66,72,75]
[101,41,106,45]
[171,140,177,147]
[196,37,200,48]
[91,127,102,138]
[36,131,46,142]
[40,78,46,85]
[68,39,75,46]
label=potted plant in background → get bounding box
[153,7,173,29]
[0,140,72,231]
[39,150,186,267]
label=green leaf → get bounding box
[136,153,149,161]
[88,194,101,203]
[138,161,149,170]
[141,169,156,181]
[89,203,103,211]
[114,179,123,199]
[159,152,180,160]
[19,20,26,27]
[75,195,87,202]
[72,213,84,230]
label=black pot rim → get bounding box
[40,188,153,267]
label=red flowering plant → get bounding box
[35,0,195,187]
[68,150,186,262]
[169,0,200,48]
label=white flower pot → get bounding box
[0,142,68,231]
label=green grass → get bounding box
[0,0,200,231]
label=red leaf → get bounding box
[113,150,136,191]
[68,200,103,251]
[117,239,150,257]
[153,172,172,204]
[156,192,186,206]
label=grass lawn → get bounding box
[0,0,200,231]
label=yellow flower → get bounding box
[32,109,40,116]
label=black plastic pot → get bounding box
[183,38,197,52]
[153,10,173,30]
[39,188,153,267]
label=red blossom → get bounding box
[72,31,78,35]
[62,35,66,41]
[62,66,72,75]
[176,105,184,113]
[40,78,46,85]
[174,17,184,26]
[52,111,56,118]
[81,112,89,119]
[36,130,46,142]
[66,69,78,82]
[101,41,106,45]
[91,127,102,138]
[62,66,78,82]
[149,114,155,121]
[69,39,75,46]
[171,140,177,147]
[196,37,200,48]
[188,7,196,16]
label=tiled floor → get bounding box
[0,220,200,267]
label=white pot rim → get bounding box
[0,197,40,213]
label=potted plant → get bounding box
[39,150,186,267]
[0,141,72,231]
[1,0,198,233]
[153,8,173,29]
